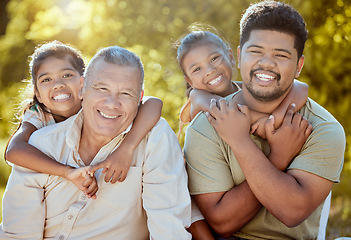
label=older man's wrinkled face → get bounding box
[81,59,142,142]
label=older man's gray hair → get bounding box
[84,46,144,90]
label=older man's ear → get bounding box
[139,90,144,106]
[79,76,85,99]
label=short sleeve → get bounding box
[184,113,234,195]
[289,120,346,182]
[22,108,45,129]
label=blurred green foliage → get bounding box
[0,0,350,236]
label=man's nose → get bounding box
[258,55,276,69]
[105,94,122,108]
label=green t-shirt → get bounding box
[184,94,345,240]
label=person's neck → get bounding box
[52,113,68,123]
[78,126,111,166]
[235,88,289,124]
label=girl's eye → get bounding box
[41,78,51,83]
[211,56,219,63]
[63,73,73,78]
[193,67,201,73]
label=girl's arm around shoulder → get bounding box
[6,122,98,197]
[272,79,308,129]
[189,89,221,120]
[5,122,73,177]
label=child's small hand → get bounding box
[65,166,98,199]
[250,117,268,139]
[266,104,313,170]
[82,173,98,199]
[89,146,133,183]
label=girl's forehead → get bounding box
[37,56,76,72]
[185,43,227,59]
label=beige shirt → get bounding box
[185,93,345,240]
[1,111,192,240]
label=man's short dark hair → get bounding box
[239,1,308,58]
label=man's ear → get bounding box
[78,76,85,100]
[295,55,305,78]
[237,46,242,69]
[139,90,144,104]
[35,89,42,103]
[184,75,193,87]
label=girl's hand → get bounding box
[250,117,268,139]
[206,98,251,146]
[88,146,133,183]
[266,104,313,171]
[65,166,98,199]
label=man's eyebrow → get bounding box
[274,48,292,55]
[247,45,292,55]
[92,82,108,87]
[247,44,263,49]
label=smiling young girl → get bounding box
[177,28,309,139]
[5,41,162,198]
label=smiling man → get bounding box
[184,1,345,239]
[1,46,191,239]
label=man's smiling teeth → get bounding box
[255,73,275,82]
[208,75,222,85]
[53,93,70,100]
[99,111,117,119]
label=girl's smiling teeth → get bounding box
[208,75,222,85]
[99,110,118,119]
[255,73,275,82]
[53,93,71,101]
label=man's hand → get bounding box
[206,98,251,146]
[266,103,313,170]
[89,146,133,183]
[65,166,98,199]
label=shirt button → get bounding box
[58,235,65,240]
[68,214,73,220]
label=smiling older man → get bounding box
[1,46,191,239]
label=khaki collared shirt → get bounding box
[1,111,191,240]
[185,92,345,240]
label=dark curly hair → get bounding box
[239,1,308,58]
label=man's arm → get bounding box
[142,119,191,240]
[208,99,345,227]
[184,113,262,237]
[2,165,46,238]
[192,181,262,237]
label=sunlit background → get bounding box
[0,0,350,238]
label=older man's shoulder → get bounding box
[30,114,77,141]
